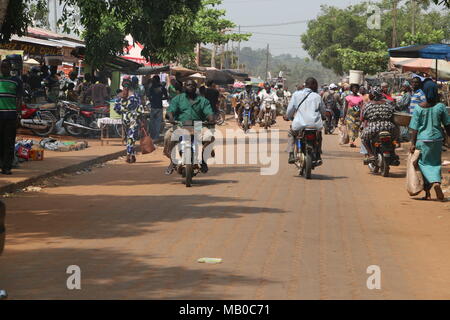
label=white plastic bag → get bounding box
[406,150,424,196]
[338,123,349,145]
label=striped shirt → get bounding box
[0,76,21,119]
[409,89,426,114]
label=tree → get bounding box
[28,1,50,29]
[193,0,250,67]
[56,0,203,69]
[301,1,449,75]
[0,0,33,43]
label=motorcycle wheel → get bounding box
[381,157,390,177]
[264,114,270,130]
[63,113,86,137]
[185,164,193,188]
[216,111,225,125]
[304,153,313,179]
[243,115,249,132]
[30,112,56,137]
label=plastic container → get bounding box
[349,70,364,85]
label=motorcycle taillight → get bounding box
[305,133,316,141]
[380,136,391,143]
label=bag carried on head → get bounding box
[406,150,424,196]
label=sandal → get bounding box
[434,184,445,201]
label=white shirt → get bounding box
[286,88,325,131]
[258,89,278,107]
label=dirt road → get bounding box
[1,120,449,299]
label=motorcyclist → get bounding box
[284,77,326,164]
[236,84,258,125]
[164,79,215,175]
[257,82,278,124]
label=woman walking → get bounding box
[343,83,363,148]
[115,78,144,163]
[409,90,450,201]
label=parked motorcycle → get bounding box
[215,108,226,126]
[293,128,322,179]
[169,120,214,187]
[20,103,56,137]
[63,102,109,137]
[366,131,400,177]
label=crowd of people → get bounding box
[313,77,449,201]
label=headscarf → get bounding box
[370,86,383,101]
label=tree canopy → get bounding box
[301,0,449,75]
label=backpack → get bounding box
[325,92,336,109]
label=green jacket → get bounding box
[167,93,213,122]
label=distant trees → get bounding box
[301,0,449,75]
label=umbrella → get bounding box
[188,72,206,80]
[223,69,249,81]
[388,43,450,60]
[205,69,234,85]
[233,81,245,88]
[247,77,265,86]
[390,57,450,80]
[388,44,450,82]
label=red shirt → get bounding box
[382,93,394,101]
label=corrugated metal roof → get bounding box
[11,35,62,48]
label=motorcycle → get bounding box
[241,102,253,133]
[20,103,56,137]
[323,107,337,135]
[63,102,109,137]
[215,108,226,126]
[366,131,400,177]
[169,120,214,188]
[293,128,321,179]
[261,97,275,130]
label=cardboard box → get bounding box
[30,148,44,161]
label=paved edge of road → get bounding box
[0,149,129,195]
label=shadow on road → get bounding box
[0,247,277,299]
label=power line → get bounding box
[233,30,300,37]
[239,19,310,28]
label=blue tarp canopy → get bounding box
[388,43,450,60]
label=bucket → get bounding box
[349,70,364,85]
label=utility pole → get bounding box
[237,25,241,71]
[392,0,398,48]
[265,44,269,81]
[196,43,201,67]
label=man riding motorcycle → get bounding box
[164,79,215,175]
[236,84,259,125]
[257,82,279,124]
[284,77,326,164]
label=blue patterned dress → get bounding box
[114,93,144,156]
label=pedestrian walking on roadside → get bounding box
[114,78,144,163]
[0,60,22,175]
[343,83,363,148]
[409,87,450,201]
[147,75,168,141]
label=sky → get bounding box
[218,0,368,57]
